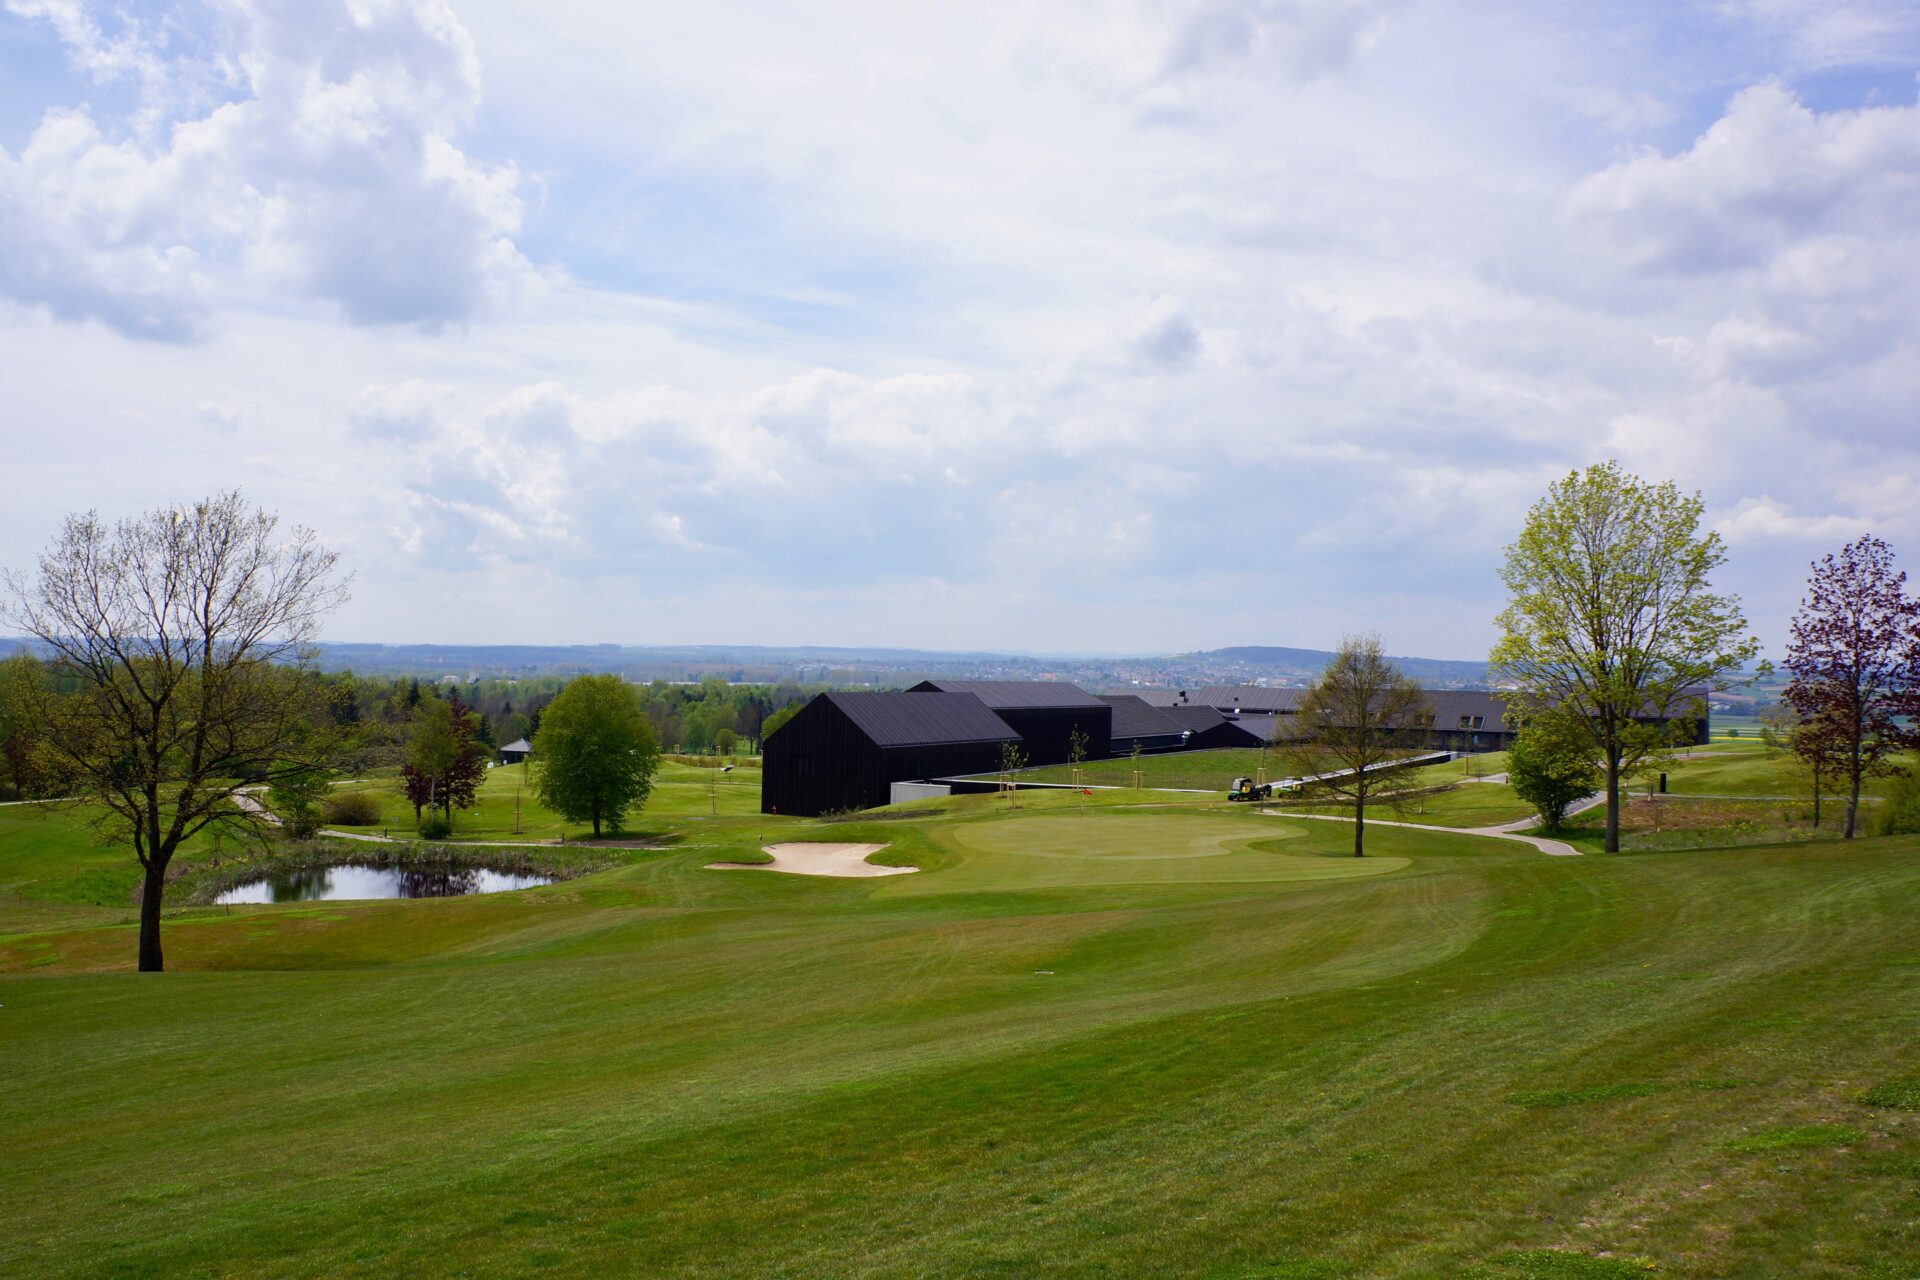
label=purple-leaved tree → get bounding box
[1783,536,1920,839]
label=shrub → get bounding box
[322,791,383,826]
[1873,769,1920,836]
[418,815,452,840]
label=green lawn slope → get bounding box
[2,789,1917,1278]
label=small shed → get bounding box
[500,738,533,765]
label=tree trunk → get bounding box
[1844,753,1861,840]
[1812,770,1822,828]
[592,803,601,838]
[1604,754,1622,854]
[137,862,167,973]
[1353,795,1365,857]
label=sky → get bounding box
[1,0,1917,660]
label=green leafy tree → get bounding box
[1491,462,1759,853]
[1,492,349,971]
[530,675,660,837]
[1757,702,1797,757]
[0,651,52,800]
[1505,715,1601,832]
[268,762,335,839]
[714,727,739,756]
[1280,635,1432,857]
[1873,769,1920,837]
[762,704,800,740]
[401,692,485,826]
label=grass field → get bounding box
[328,758,766,839]
[1016,746,1444,793]
[1015,746,1285,791]
[4,786,1920,1277]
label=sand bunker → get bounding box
[708,843,917,878]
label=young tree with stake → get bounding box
[1491,463,1757,853]
[1,493,348,971]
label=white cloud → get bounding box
[0,0,528,338]
[3,1,1919,655]
[1566,82,1920,276]
[1715,495,1870,545]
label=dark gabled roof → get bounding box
[1160,705,1227,733]
[1190,685,1304,713]
[1133,689,1187,707]
[825,691,1019,749]
[1098,694,1184,740]
[1423,690,1509,733]
[1229,713,1292,744]
[908,679,1106,710]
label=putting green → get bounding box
[889,812,1407,894]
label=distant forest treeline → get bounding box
[0,653,820,801]
[403,673,819,757]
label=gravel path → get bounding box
[1263,792,1604,857]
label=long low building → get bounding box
[764,680,1709,815]
[1139,685,1709,752]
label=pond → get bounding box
[216,864,555,904]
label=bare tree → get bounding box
[1282,636,1432,857]
[2,493,350,971]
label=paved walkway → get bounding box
[1261,792,1605,857]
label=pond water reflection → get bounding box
[216,864,554,904]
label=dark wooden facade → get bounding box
[760,692,1016,817]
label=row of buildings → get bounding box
[761,680,1613,816]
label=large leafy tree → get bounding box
[529,675,659,837]
[401,691,487,826]
[1782,536,1920,838]
[1491,462,1758,853]
[1281,635,1432,857]
[1,493,348,971]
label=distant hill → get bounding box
[1190,646,1489,686]
[2,637,1492,689]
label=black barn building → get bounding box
[761,692,1018,817]
[1098,694,1187,755]
[906,681,1112,766]
[1160,705,1265,750]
